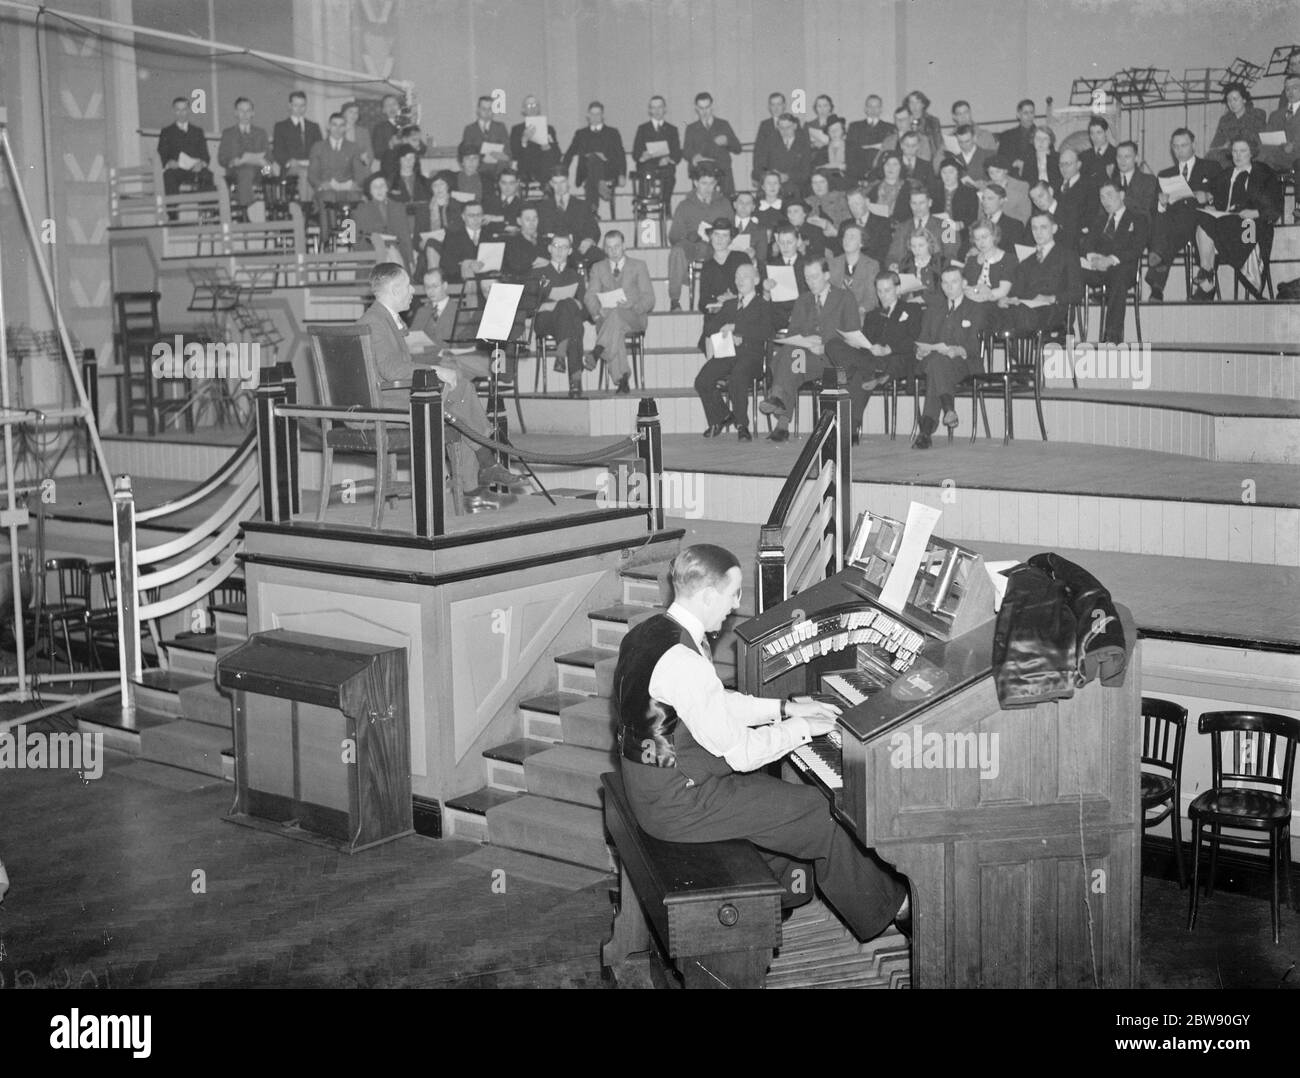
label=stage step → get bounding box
[588,603,657,648]
[74,698,175,755]
[482,737,554,793]
[519,690,588,742]
[444,785,522,842]
[210,601,248,639]
[162,631,244,678]
[524,744,615,808]
[137,718,230,778]
[134,668,209,718]
[621,566,666,608]
[554,647,615,695]
[1045,342,1300,399]
[485,794,615,872]
[559,695,617,751]
[1092,300,1297,347]
[177,681,231,730]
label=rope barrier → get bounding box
[443,416,641,467]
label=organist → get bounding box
[613,544,910,943]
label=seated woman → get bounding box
[388,145,432,206]
[1208,83,1267,166]
[1019,126,1061,191]
[823,119,849,186]
[896,229,944,306]
[756,171,786,255]
[414,175,463,278]
[1192,137,1283,301]
[962,220,1017,317]
[807,94,847,171]
[905,90,943,160]
[342,101,374,170]
[934,157,979,255]
[697,218,754,315]
[865,151,908,261]
[352,173,413,269]
[807,169,850,246]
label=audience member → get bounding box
[997,99,1038,174]
[1018,127,1060,191]
[341,101,374,169]
[440,200,489,284]
[585,230,656,394]
[1261,72,1300,220]
[1113,140,1158,218]
[961,219,1017,307]
[527,233,588,397]
[308,112,367,213]
[983,158,1031,223]
[371,94,403,158]
[217,97,271,208]
[912,265,987,448]
[949,124,990,182]
[563,101,627,210]
[997,210,1082,336]
[846,94,891,183]
[501,204,549,278]
[1208,82,1267,164]
[827,222,880,318]
[271,91,321,200]
[461,95,511,178]
[158,95,214,196]
[1192,137,1283,301]
[536,169,602,269]
[632,95,682,197]
[354,173,412,268]
[509,95,561,187]
[951,100,998,151]
[1077,115,1117,186]
[697,219,754,313]
[1078,180,1146,341]
[683,91,742,196]
[977,182,1030,250]
[1145,128,1220,301]
[695,261,772,441]
[752,92,789,187]
[666,164,733,310]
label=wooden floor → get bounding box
[0,730,1294,990]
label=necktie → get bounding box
[1230,170,1246,207]
[1181,162,1189,182]
[1120,175,1128,191]
[1037,247,1046,262]
[1104,213,1116,235]
[240,126,249,136]
[613,263,621,281]
[817,293,825,310]
[949,301,956,313]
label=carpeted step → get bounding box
[554,647,613,695]
[486,794,614,871]
[524,744,616,808]
[444,785,523,842]
[137,718,230,777]
[559,696,617,750]
[519,691,588,742]
[134,669,209,718]
[482,737,554,792]
[162,632,244,678]
[588,604,658,649]
[177,681,231,730]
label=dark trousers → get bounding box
[768,343,830,417]
[534,300,585,378]
[695,349,765,427]
[623,763,907,943]
[823,339,906,430]
[1082,262,1134,343]
[163,167,214,196]
[919,351,976,422]
[1000,301,1067,337]
[1146,205,1200,291]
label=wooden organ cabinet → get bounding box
[735,511,1141,988]
[217,630,414,853]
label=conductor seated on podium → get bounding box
[614,544,910,943]
[357,262,520,511]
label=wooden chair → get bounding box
[1079,259,1143,343]
[969,330,1048,445]
[29,557,91,673]
[1188,710,1300,944]
[596,332,647,390]
[306,324,412,529]
[1141,697,1189,888]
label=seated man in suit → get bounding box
[751,92,788,187]
[308,112,367,214]
[527,233,589,398]
[1261,72,1300,222]
[828,222,880,320]
[766,113,813,198]
[695,261,773,441]
[982,159,1031,224]
[536,168,602,270]
[1145,128,1220,301]
[501,204,550,279]
[217,97,271,209]
[950,125,990,183]
[1053,147,1093,251]
[887,185,954,268]
[882,104,933,160]
[461,95,511,181]
[563,101,627,212]
[370,93,403,160]
[997,99,1038,175]
[1077,116,1117,187]
[271,91,323,203]
[439,201,490,285]
[760,257,862,442]
[760,224,810,329]
[1079,181,1146,343]
[912,265,988,448]
[845,95,891,185]
[482,168,527,237]
[730,190,767,260]
[584,230,656,394]
[951,101,999,152]
[353,174,414,270]
[682,91,743,197]
[158,95,214,197]
[977,183,1030,251]
[632,94,681,199]
[509,95,561,188]
[666,164,733,310]
[1113,141,1158,218]
[897,132,936,195]
[997,211,1083,335]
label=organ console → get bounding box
[736,510,1141,988]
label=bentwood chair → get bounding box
[1140,697,1189,888]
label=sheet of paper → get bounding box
[983,560,1022,613]
[710,330,736,359]
[450,190,476,203]
[897,273,924,293]
[838,329,875,350]
[405,329,436,352]
[863,143,884,152]
[768,264,799,302]
[177,151,201,169]
[1014,244,1036,262]
[420,228,447,245]
[808,127,830,148]
[476,241,505,273]
[1198,208,1232,218]
[479,141,505,157]
[598,287,627,309]
[547,282,579,303]
[1159,173,1195,201]
[644,139,670,158]
[776,334,820,349]
[866,202,892,217]
[878,501,943,614]
[243,151,267,164]
[1259,130,1286,147]
[1019,295,1053,308]
[527,116,550,146]
[943,133,960,155]
[728,233,752,254]
[477,281,524,340]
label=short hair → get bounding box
[893,104,910,118]
[875,269,901,286]
[694,91,713,106]
[761,169,783,185]
[588,100,604,112]
[774,223,798,239]
[939,263,964,279]
[692,163,720,181]
[1170,127,1195,142]
[670,545,740,599]
[603,229,625,244]
[327,111,345,124]
[983,183,1007,199]
[908,229,939,257]
[906,89,930,109]
[381,93,400,106]
[865,94,882,105]
[477,94,494,107]
[877,149,903,170]
[497,167,518,182]
[954,124,974,138]
[900,131,920,145]
[734,189,756,204]
[1098,180,1120,196]
[1228,136,1255,155]
[1116,140,1138,155]
[423,265,444,284]
[811,169,832,184]
[172,96,188,108]
[986,157,1010,173]
[938,157,963,176]
[370,261,407,293]
[399,124,422,139]
[1029,210,1058,228]
[971,218,1001,245]
[1016,98,1035,112]
[364,173,387,198]
[289,91,307,104]
[768,91,786,103]
[806,255,831,274]
[342,100,359,115]
[907,184,932,203]
[815,93,835,110]
[649,94,666,106]
[1221,81,1251,105]
[785,201,808,217]
[1088,115,1110,132]
[841,222,864,240]
[461,200,484,214]
[548,232,573,246]
[1032,125,1056,148]
[1029,180,1052,198]
[951,99,971,113]
[777,112,798,126]
[457,143,481,163]
[234,97,252,109]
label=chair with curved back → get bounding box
[306,324,412,529]
[1187,710,1300,945]
[969,330,1048,445]
[1140,696,1189,888]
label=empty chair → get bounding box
[1188,710,1299,945]
[1140,696,1189,888]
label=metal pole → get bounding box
[112,474,141,703]
[0,167,29,700]
[635,397,663,532]
[410,368,444,539]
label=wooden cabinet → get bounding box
[217,629,413,853]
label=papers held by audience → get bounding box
[710,329,737,358]
[598,288,628,309]
[539,282,579,312]
[526,117,551,146]
[644,140,670,158]
[838,329,875,350]
[176,152,202,169]
[768,264,799,301]
[897,273,924,294]
[479,141,505,157]
[1259,130,1286,147]
[450,191,476,203]
[1014,244,1036,262]
[476,241,505,273]
[1158,173,1195,202]
[728,233,753,254]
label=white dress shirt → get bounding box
[648,602,811,773]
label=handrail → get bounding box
[138,551,240,623]
[136,473,257,565]
[135,429,256,521]
[762,409,835,534]
[137,512,246,591]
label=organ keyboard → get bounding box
[736,510,1141,988]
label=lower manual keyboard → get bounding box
[790,729,843,791]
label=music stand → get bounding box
[1069,77,1114,110]
[1265,45,1300,78]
